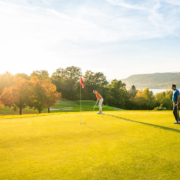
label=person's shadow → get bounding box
[104,113,180,134]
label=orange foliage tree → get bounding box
[0,72,14,95]
[0,77,32,115]
[28,77,61,113]
[0,100,3,108]
[43,79,61,113]
[0,76,61,114]
[0,86,13,108]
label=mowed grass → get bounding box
[0,100,117,115]
[43,100,117,112]
[0,106,39,115]
[1,111,180,180]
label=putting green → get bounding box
[0,111,180,180]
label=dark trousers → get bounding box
[173,102,178,121]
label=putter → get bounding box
[177,106,179,124]
[92,102,98,111]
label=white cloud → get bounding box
[163,0,180,6]
[0,0,179,47]
[106,0,147,10]
[0,0,180,78]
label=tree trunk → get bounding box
[48,107,50,113]
[19,107,22,115]
[39,110,41,113]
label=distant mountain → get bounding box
[121,72,180,89]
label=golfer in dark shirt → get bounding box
[171,84,180,124]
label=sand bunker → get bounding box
[50,107,73,111]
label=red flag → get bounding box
[80,77,85,88]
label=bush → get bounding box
[154,104,166,111]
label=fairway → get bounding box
[0,100,117,115]
[1,111,180,180]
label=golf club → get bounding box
[92,102,98,111]
[177,106,179,124]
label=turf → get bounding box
[0,100,117,115]
[0,106,38,115]
[43,100,118,112]
[0,111,180,180]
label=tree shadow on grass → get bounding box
[104,114,180,134]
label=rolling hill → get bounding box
[122,72,180,89]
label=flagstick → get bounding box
[80,77,85,124]
[80,80,82,124]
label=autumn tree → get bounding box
[28,77,61,113]
[0,77,32,115]
[134,88,155,110]
[0,72,14,95]
[42,78,61,113]
[0,100,3,108]
[0,87,13,108]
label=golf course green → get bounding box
[1,111,180,180]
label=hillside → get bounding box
[122,72,180,89]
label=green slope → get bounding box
[0,100,118,115]
[43,100,118,113]
[0,111,180,180]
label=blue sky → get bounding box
[0,0,180,79]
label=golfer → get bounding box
[171,84,180,124]
[93,90,103,114]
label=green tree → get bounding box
[83,70,108,101]
[51,68,65,92]
[30,70,49,80]
[51,66,82,100]
[143,88,155,109]
[83,71,108,86]
[128,85,137,99]
[107,79,128,109]
[155,90,172,110]
[15,73,30,80]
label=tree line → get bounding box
[0,75,61,114]
[0,66,174,114]
[127,86,173,110]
